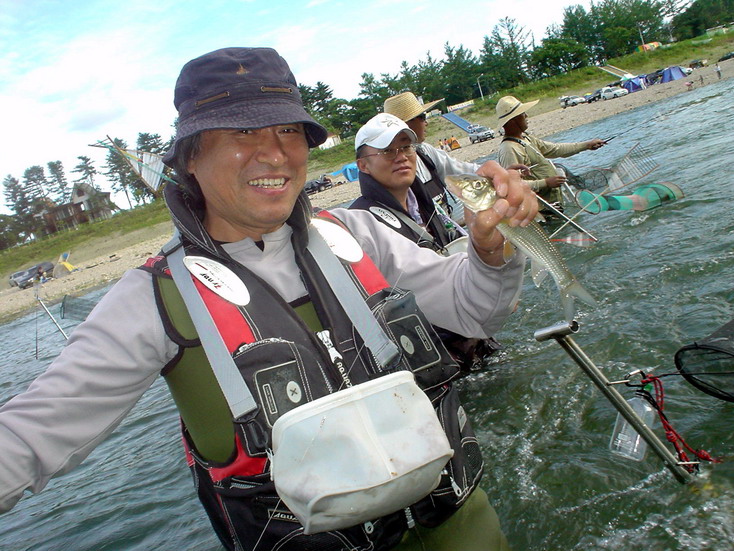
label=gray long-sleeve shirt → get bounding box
[0,208,525,513]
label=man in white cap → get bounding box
[384,91,483,218]
[0,48,535,550]
[496,95,605,212]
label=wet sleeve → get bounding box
[0,269,176,513]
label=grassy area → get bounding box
[4,32,733,278]
[0,200,170,280]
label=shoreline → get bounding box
[1,62,728,324]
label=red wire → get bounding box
[640,374,722,472]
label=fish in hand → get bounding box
[446,173,597,321]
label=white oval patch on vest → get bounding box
[286,381,303,404]
[368,206,401,229]
[182,256,251,306]
[400,335,415,355]
[311,218,364,263]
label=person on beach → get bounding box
[496,95,605,214]
[384,92,480,220]
[349,113,502,372]
[715,63,722,79]
[0,47,536,551]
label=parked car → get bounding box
[9,261,54,289]
[304,174,333,195]
[600,86,629,100]
[560,95,586,108]
[718,51,734,62]
[584,89,603,103]
[468,125,495,144]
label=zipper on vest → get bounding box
[316,329,353,388]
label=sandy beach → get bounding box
[1,62,728,323]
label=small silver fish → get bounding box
[446,173,596,321]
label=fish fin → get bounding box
[531,259,549,287]
[561,280,598,321]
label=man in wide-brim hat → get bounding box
[496,95,605,212]
[384,91,487,220]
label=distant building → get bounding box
[37,183,118,235]
[318,133,342,150]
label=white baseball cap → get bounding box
[354,113,417,151]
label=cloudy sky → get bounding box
[0,0,592,211]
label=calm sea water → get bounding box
[2,77,733,550]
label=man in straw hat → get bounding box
[0,47,535,550]
[384,91,484,218]
[496,95,605,213]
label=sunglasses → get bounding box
[411,113,427,122]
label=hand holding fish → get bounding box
[465,162,538,266]
[446,172,597,321]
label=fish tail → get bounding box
[561,280,598,321]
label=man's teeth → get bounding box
[249,178,285,188]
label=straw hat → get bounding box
[496,95,539,125]
[383,92,444,122]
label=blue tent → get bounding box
[332,162,359,182]
[661,66,686,83]
[622,76,646,93]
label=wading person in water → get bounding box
[0,47,537,550]
[497,95,605,216]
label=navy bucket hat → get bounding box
[163,47,328,165]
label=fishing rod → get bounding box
[534,320,694,484]
[535,195,598,243]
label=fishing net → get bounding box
[60,294,97,321]
[556,143,659,194]
[674,318,734,402]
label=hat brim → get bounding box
[163,98,328,164]
[404,98,444,121]
[498,99,539,123]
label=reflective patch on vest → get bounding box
[368,206,401,229]
[183,256,251,306]
[311,218,364,262]
[400,335,415,355]
[254,360,307,427]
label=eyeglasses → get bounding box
[361,144,417,160]
[411,113,427,122]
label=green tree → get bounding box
[529,37,590,78]
[480,19,531,92]
[23,165,49,202]
[672,0,734,39]
[440,43,480,104]
[4,173,44,239]
[0,213,23,250]
[47,160,69,203]
[104,138,138,209]
[72,155,98,188]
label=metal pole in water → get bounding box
[36,296,69,341]
[534,321,694,484]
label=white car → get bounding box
[600,86,629,100]
[560,95,586,108]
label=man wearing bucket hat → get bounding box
[497,95,605,212]
[0,47,535,551]
[384,91,484,218]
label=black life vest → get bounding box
[144,185,485,551]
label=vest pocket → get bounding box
[369,288,460,390]
[232,339,335,454]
